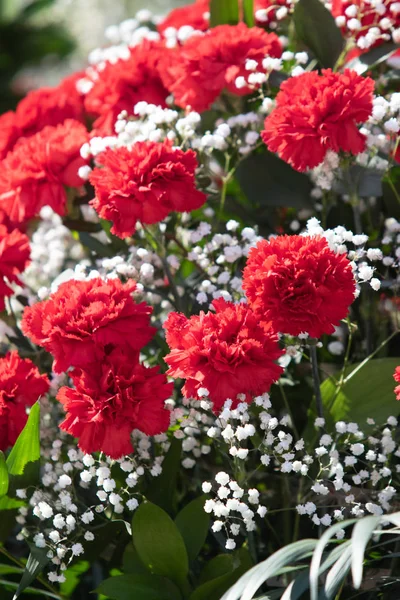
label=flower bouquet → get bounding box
[0,0,400,598]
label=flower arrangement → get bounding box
[0,0,400,599]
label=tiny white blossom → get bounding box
[71,543,84,557]
[226,539,236,550]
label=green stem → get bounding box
[344,330,399,385]
[143,225,183,312]
[278,380,299,441]
[388,176,400,206]
[292,478,304,543]
[326,318,353,412]
[309,344,323,419]
[333,40,355,72]
[282,477,292,547]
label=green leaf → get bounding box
[6,402,41,495]
[82,520,129,563]
[221,541,316,600]
[351,516,381,589]
[0,565,24,576]
[236,152,313,209]
[210,0,239,26]
[59,561,90,597]
[309,520,356,600]
[132,502,189,591]
[334,165,383,198]
[199,555,235,585]
[145,438,182,515]
[324,544,352,600]
[0,452,9,497]
[20,0,57,20]
[122,543,149,575]
[175,495,210,562]
[0,493,25,540]
[280,542,351,600]
[0,579,59,599]
[97,574,182,600]
[13,545,50,600]
[243,0,254,27]
[192,549,252,600]
[78,232,114,258]
[293,0,344,67]
[321,357,400,425]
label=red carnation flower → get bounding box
[57,350,172,458]
[15,73,85,137]
[394,366,400,401]
[84,40,169,134]
[0,119,88,227]
[0,74,85,160]
[262,69,374,172]
[242,235,356,338]
[158,0,210,35]
[89,140,206,238]
[160,23,282,112]
[164,298,283,413]
[0,352,49,451]
[21,277,155,373]
[0,112,20,160]
[0,225,30,312]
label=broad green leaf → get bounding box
[175,495,210,562]
[82,520,129,563]
[321,357,400,425]
[334,165,383,198]
[122,543,149,575]
[351,516,381,589]
[59,561,90,597]
[132,502,189,590]
[20,0,57,20]
[97,574,182,600]
[236,152,313,209]
[6,402,40,494]
[145,438,182,515]
[78,232,114,258]
[191,549,252,600]
[0,452,9,497]
[0,497,24,510]
[199,554,234,584]
[13,545,50,600]
[243,0,254,27]
[293,0,344,67]
[0,499,24,541]
[210,0,239,26]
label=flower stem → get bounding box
[278,379,299,440]
[309,344,323,419]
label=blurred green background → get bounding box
[0,0,183,112]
